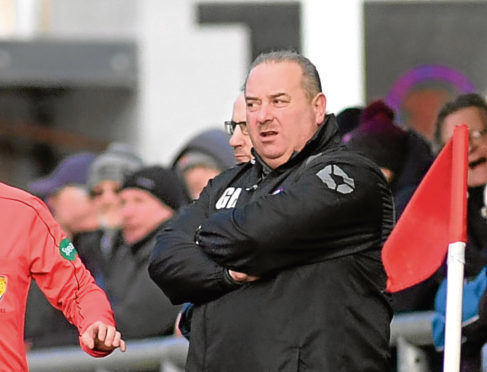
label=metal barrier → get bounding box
[390,311,435,372]
[25,311,463,372]
[27,336,188,372]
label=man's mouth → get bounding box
[469,157,487,169]
[261,131,278,137]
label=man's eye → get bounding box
[274,98,287,106]
[247,101,258,110]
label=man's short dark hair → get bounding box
[434,93,487,148]
[244,50,322,101]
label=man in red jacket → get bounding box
[0,182,126,371]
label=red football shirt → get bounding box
[0,182,115,371]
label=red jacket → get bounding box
[0,182,115,371]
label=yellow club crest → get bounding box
[0,275,7,301]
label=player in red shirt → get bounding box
[0,182,126,371]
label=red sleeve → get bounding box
[28,197,116,357]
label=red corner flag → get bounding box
[382,125,469,292]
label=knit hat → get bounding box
[175,151,222,173]
[172,129,234,173]
[336,106,363,137]
[345,100,407,178]
[87,142,144,191]
[121,165,187,211]
[28,152,96,199]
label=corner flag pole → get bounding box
[443,125,468,372]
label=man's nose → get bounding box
[121,204,133,218]
[229,130,241,147]
[257,102,272,123]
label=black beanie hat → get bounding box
[121,166,187,211]
[336,106,363,136]
[346,100,407,177]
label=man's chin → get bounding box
[467,168,487,187]
[234,154,251,163]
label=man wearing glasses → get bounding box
[225,92,253,164]
[436,93,487,187]
[434,93,487,371]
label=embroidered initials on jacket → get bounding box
[215,187,242,209]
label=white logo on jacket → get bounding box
[216,187,242,209]
[316,165,355,194]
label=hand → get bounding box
[228,270,259,283]
[81,321,126,353]
[173,310,183,337]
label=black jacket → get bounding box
[150,115,394,371]
[105,224,181,339]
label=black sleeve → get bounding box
[148,183,240,305]
[197,159,392,276]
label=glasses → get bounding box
[469,128,487,142]
[224,121,248,136]
[90,185,121,198]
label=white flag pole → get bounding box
[443,241,466,372]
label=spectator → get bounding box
[346,100,434,217]
[149,50,394,371]
[0,181,125,371]
[171,129,234,199]
[433,93,487,372]
[28,151,95,200]
[86,142,144,264]
[393,128,435,216]
[346,100,436,314]
[45,185,99,239]
[435,93,487,277]
[336,105,363,139]
[225,92,253,163]
[104,166,187,339]
[88,142,144,231]
[346,101,408,186]
[28,152,98,240]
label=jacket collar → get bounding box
[252,114,343,173]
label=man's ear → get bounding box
[313,93,327,125]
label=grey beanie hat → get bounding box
[87,142,144,190]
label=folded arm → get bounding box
[148,184,242,305]
[198,159,390,276]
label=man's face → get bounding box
[229,93,253,163]
[245,61,326,169]
[440,106,487,187]
[91,180,123,228]
[120,188,174,244]
[47,185,95,236]
[184,166,221,199]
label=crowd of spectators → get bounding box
[24,131,235,351]
[15,49,487,371]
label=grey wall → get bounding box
[365,1,487,139]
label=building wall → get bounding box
[3,0,486,187]
[136,0,249,165]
